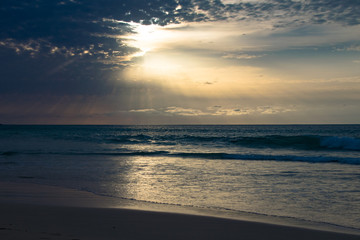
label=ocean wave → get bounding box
[170,152,360,165]
[229,135,360,151]
[1,151,18,156]
[99,150,359,165]
[320,136,360,150]
[103,134,360,151]
[106,134,153,144]
[12,126,357,152]
[2,148,359,164]
[0,161,17,165]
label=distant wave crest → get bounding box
[171,152,360,165]
[106,134,360,151]
[229,135,360,151]
[2,150,358,165]
[320,136,360,151]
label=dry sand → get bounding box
[0,182,359,240]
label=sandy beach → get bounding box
[1,182,359,240]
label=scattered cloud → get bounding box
[346,45,360,52]
[129,105,296,117]
[1,0,359,66]
[208,106,296,116]
[164,107,206,116]
[0,39,42,56]
[129,108,158,113]
[222,53,265,59]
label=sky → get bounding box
[0,0,359,124]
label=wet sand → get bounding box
[0,182,359,240]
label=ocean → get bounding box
[1,125,360,231]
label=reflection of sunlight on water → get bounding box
[116,156,256,210]
[104,155,360,231]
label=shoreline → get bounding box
[1,202,360,240]
[1,181,360,239]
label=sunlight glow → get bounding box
[121,20,282,98]
[122,22,181,59]
[142,55,182,74]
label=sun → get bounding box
[123,22,176,59]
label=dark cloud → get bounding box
[1,0,358,59]
[0,0,205,104]
[220,0,360,26]
[0,0,212,73]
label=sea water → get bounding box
[0,125,359,231]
